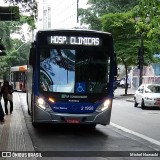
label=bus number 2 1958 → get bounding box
[81,106,94,111]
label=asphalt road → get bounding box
[18,93,160,160]
[111,99,160,142]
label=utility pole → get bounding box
[138,35,144,86]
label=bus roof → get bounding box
[10,65,27,72]
[36,29,112,36]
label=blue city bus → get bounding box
[27,29,116,128]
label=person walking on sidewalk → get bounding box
[0,82,5,122]
[0,99,5,122]
[0,80,14,115]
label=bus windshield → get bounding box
[39,47,110,94]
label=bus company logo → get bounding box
[61,94,69,99]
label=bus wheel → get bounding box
[84,124,96,130]
[31,110,38,127]
[32,121,38,128]
[28,108,31,115]
[89,124,96,129]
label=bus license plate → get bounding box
[66,119,80,124]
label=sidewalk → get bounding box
[114,87,136,102]
[0,92,36,160]
[0,89,135,154]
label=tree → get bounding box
[0,22,12,50]
[135,0,160,39]
[0,0,37,79]
[78,0,137,29]
[101,11,156,94]
[88,0,137,13]
[132,0,160,86]
[101,11,137,94]
[0,39,30,78]
[4,0,37,19]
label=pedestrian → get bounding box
[0,80,14,115]
[0,82,5,122]
[0,100,5,122]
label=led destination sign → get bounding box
[48,36,101,46]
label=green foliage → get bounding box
[20,15,36,30]
[133,0,160,67]
[78,8,102,30]
[0,22,12,50]
[87,0,137,14]
[0,0,37,79]
[135,0,160,39]
[101,11,158,66]
[101,11,139,65]
[0,39,30,77]
[4,0,38,19]
[101,11,135,39]
[8,39,30,65]
[79,0,137,29]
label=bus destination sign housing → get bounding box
[47,36,101,46]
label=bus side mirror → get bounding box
[29,48,36,65]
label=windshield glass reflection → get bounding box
[39,48,110,94]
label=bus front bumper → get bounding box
[33,106,112,125]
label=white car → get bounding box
[120,78,130,88]
[134,84,160,109]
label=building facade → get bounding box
[132,64,160,88]
[36,0,79,30]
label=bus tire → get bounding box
[82,124,96,130]
[28,108,31,115]
[31,111,38,127]
[89,124,96,129]
[32,121,38,128]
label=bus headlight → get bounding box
[36,97,50,110]
[96,99,111,112]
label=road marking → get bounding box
[144,111,160,115]
[110,122,160,146]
